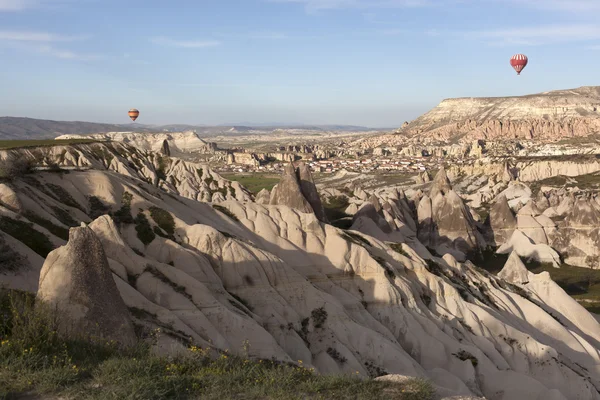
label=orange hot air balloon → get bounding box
[510,54,528,75]
[128,108,140,122]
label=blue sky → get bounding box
[1,0,599,127]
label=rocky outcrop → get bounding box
[297,162,328,223]
[488,195,517,246]
[418,169,485,260]
[551,197,600,267]
[496,230,561,267]
[36,225,137,346]
[56,131,218,155]
[255,188,270,204]
[270,162,328,222]
[3,144,600,399]
[498,251,530,285]
[270,164,315,215]
[160,139,170,156]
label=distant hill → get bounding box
[396,85,600,143]
[0,117,378,140]
[0,117,162,140]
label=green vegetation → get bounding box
[113,192,134,225]
[0,235,26,273]
[134,212,156,245]
[156,156,169,181]
[0,289,435,400]
[23,211,69,240]
[342,231,370,247]
[0,139,102,150]
[88,196,111,219]
[46,183,82,210]
[149,207,175,236]
[311,307,328,329]
[0,158,35,181]
[323,195,350,222]
[389,243,410,258]
[453,350,478,367]
[0,215,54,257]
[146,265,192,302]
[213,205,240,222]
[221,173,280,195]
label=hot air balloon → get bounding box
[510,54,528,75]
[128,108,140,122]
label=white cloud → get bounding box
[150,36,221,48]
[0,0,34,11]
[35,44,100,60]
[0,30,86,42]
[502,0,600,12]
[471,24,600,46]
[267,0,432,12]
[0,0,77,11]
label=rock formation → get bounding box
[417,168,485,260]
[398,86,600,143]
[498,251,530,285]
[37,225,137,346]
[488,195,517,246]
[270,162,328,222]
[2,143,600,399]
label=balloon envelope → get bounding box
[510,54,528,75]
[128,108,139,122]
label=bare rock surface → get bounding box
[36,225,137,346]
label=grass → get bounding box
[0,139,103,150]
[0,289,436,400]
[323,195,350,222]
[220,173,280,195]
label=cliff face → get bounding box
[399,86,600,143]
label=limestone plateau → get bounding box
[397,86,600,143]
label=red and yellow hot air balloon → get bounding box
[128,108,140,122]
[510,54,528,75]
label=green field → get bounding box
[221,173,280,195]
[0,139,103,150]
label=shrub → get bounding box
[390,243,410,258]
[213,205,240,222]
[23,211,69,240]
[113,192,134,225]
[0,158,35,180]
[327,347,347,364]
[311,307,328,329]
[453,350,478,367]
[88,196,111,219]
[149,207,175,236]
[0,235,27,273]
[134,212,155,245]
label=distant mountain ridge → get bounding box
[0,116,377,140]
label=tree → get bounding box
[584,255,599,291]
